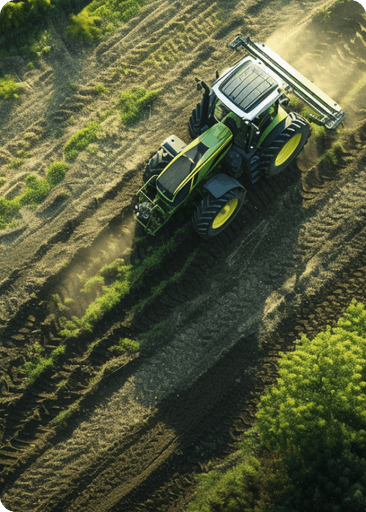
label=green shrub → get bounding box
[29,28,52,55]
[80,274,105,293]
[45,161,68,186]
[273,451,366,512]
[257,300,366,463]
[0,75,24,99]
[118,87,159,125]
[0,0,52,31]
[64,121,100,160]
[66,10,102,39]
[19,174,50,206]
[187,430,289,512]
[0,1,27,30]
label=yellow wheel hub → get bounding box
[275,133,302,167]
[212,198,238,229]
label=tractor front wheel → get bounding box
[259,112,310,177]
[192,188,245,239]
[143,148,173,183]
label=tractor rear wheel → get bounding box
[143,148,173,183]
[259,112,310,177]
[189,99,206,139]
[192,188,245,239]
[189,97,216,139]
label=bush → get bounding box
[257,301,366,463]
[273,450,366,512]
[19,174,50,206]
[257,300,366,511]
[187,430,290,512]
[66,9,102,39]
[0,75,24,99]
[0,0,52,31]
[0,1,27,30]
[45,161,68,186]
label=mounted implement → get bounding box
[135,35,345,239]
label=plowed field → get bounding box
[1,0,366,510]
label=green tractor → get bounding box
[134,36,345,239]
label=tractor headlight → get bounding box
[135,201,152,220]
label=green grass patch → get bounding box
[66,0,146,40]
[50,397,82,425]
[80,264,133,331]
[80,274,105,294]
[110,62,130,80]
[21,342,66,385]
[109,337,140,354]
[118,87,159,125]
[60,228,188,337]
[64,121,100,160]
[16,149,32,158]
[93,83,110,95]
[87,144,98,155]
[0,75,24,99]
[0,161,69,229]
[8,158,24,169]
[320,139,345,169]
[0,178,6,188]
[136,321,165,341]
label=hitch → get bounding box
[229,35,345,130]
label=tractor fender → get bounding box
[204,173,245,199]
[259,112,294,150]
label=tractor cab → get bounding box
[212,58,282,123]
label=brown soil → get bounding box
[1,0,366,510]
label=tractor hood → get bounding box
[156,123,233,204]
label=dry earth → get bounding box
[1,0,366,510]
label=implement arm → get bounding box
[229,36,345,130]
